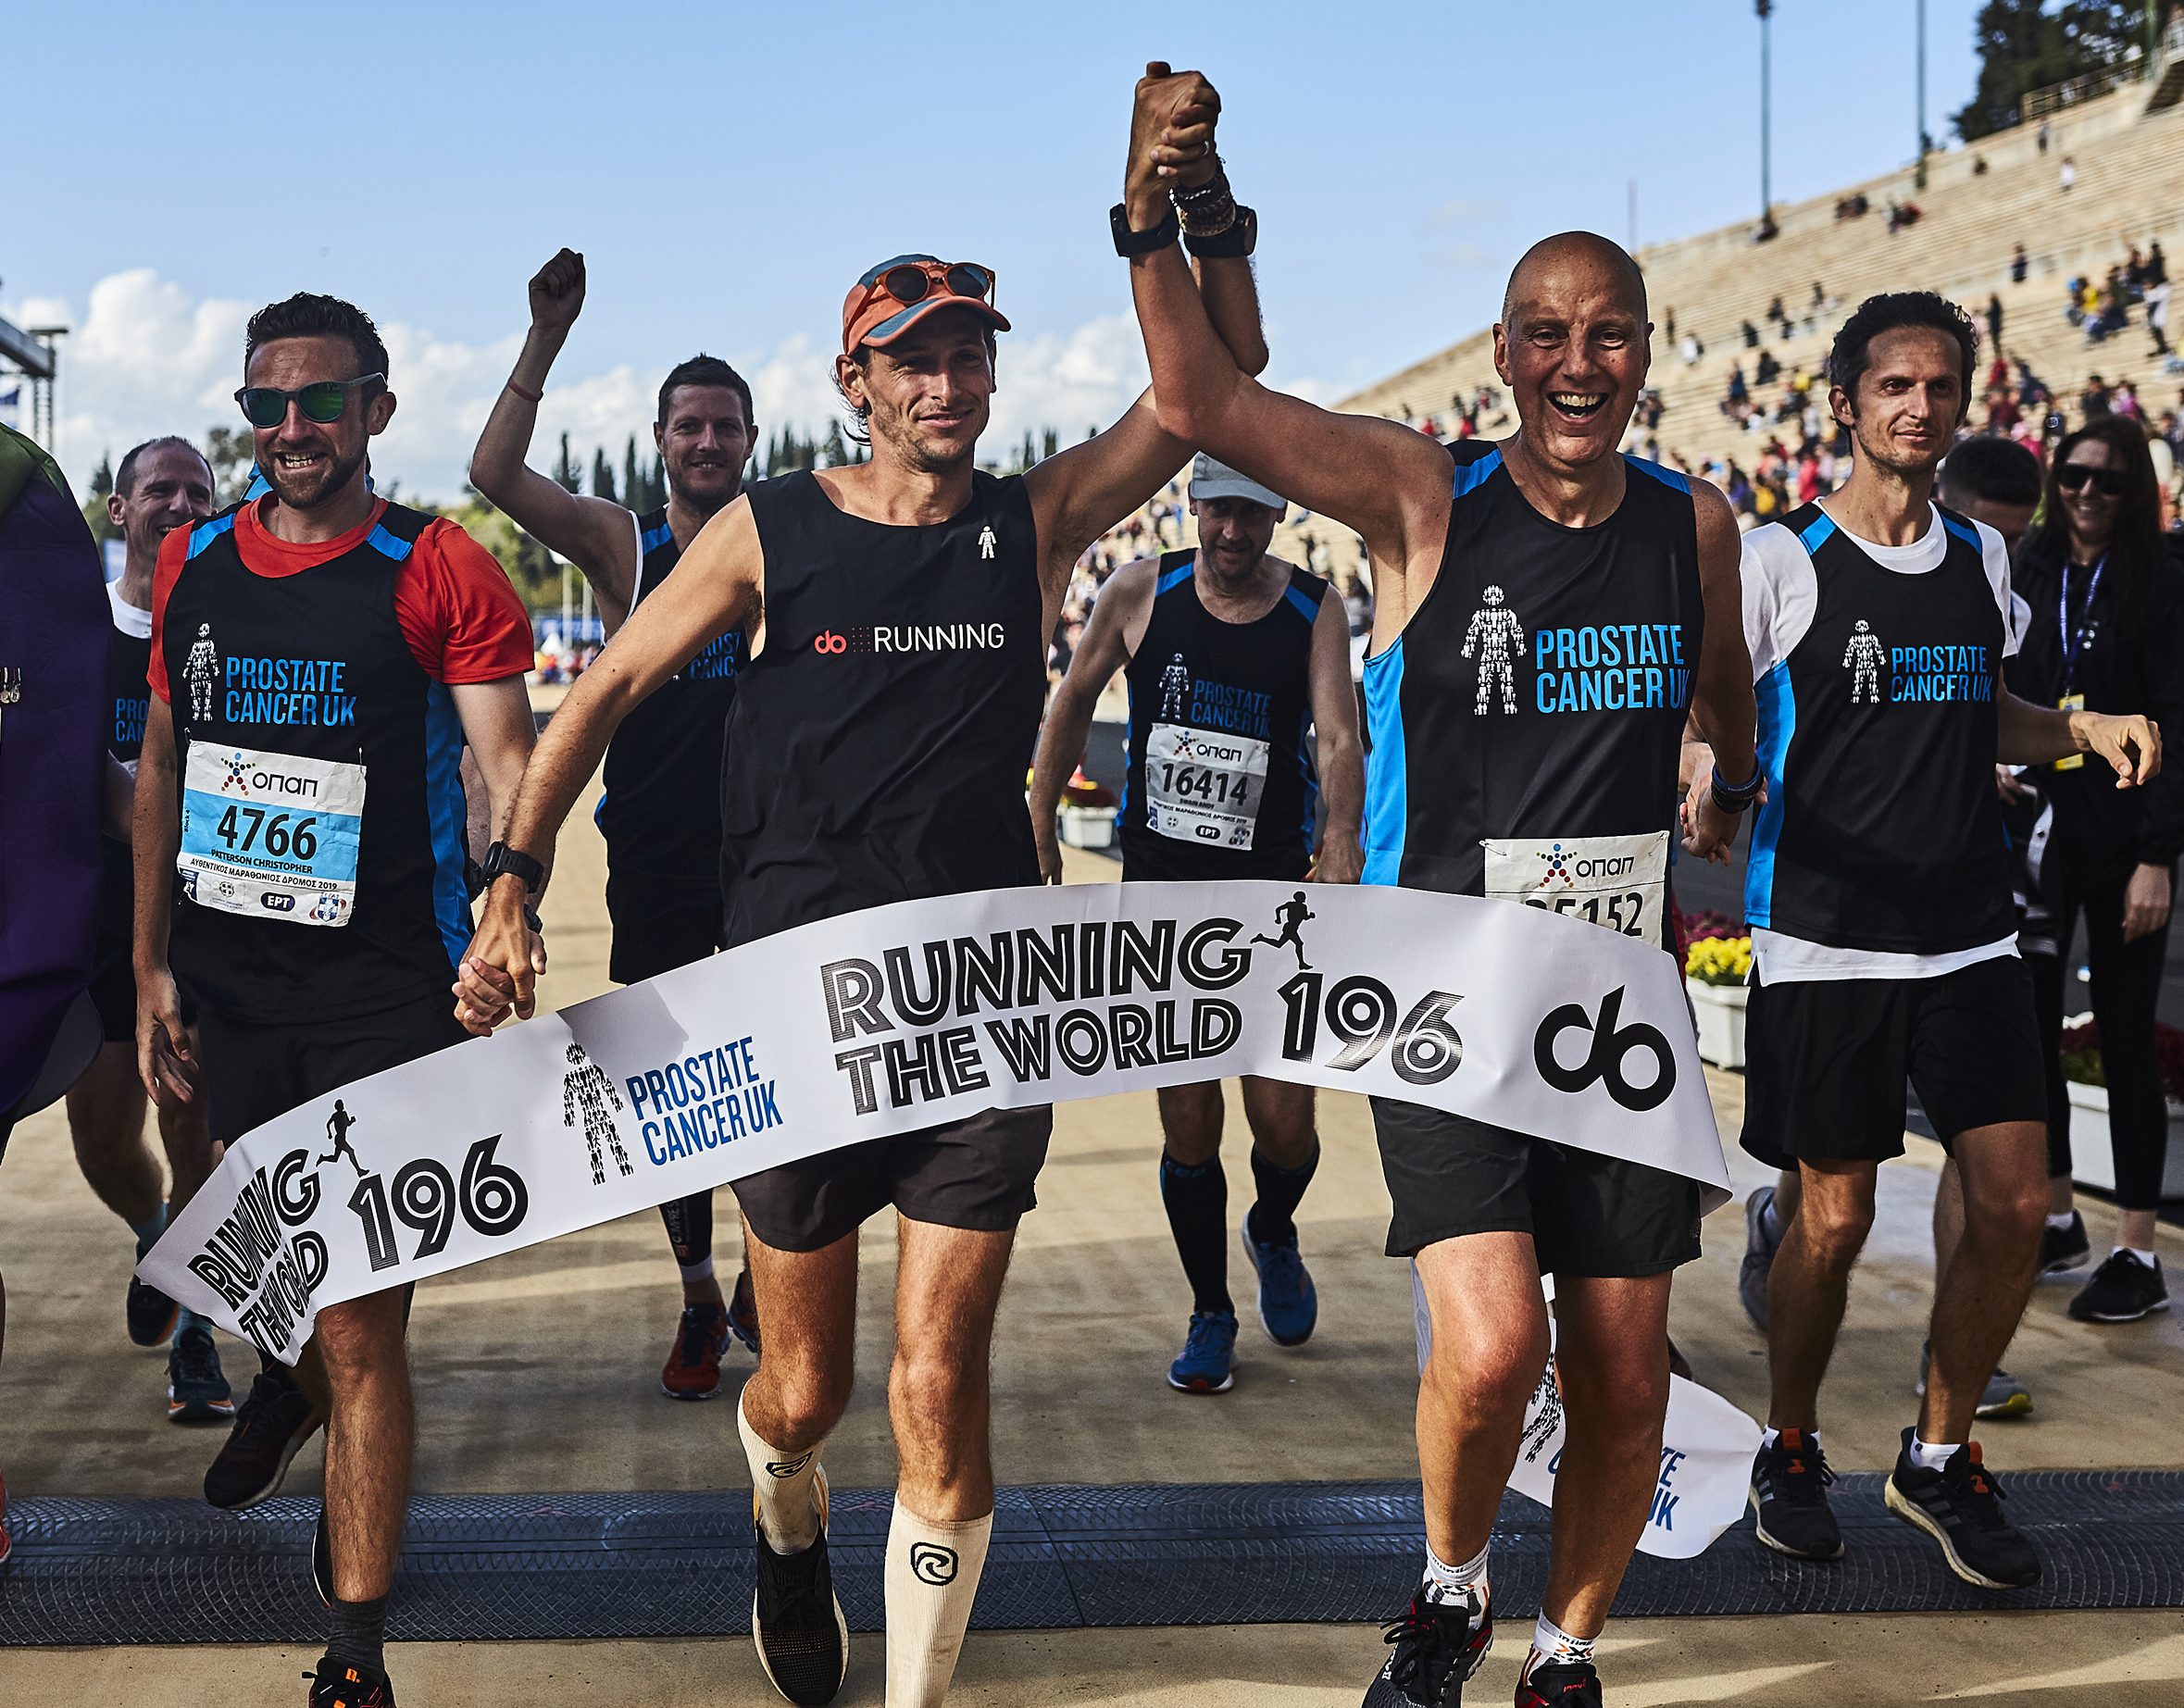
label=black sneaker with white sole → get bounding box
[751,1472,848,1706]
[2038,1211,2090,1276]
[1748,1428,1842,1561]
[2067,1250,2168,1322]
[1883,1427,2040,1589]
[1361,1586,1491,1706]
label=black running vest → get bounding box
[103,598,154,901]
[722,469,1046,948]
[596,506,742,888]
[1120,550,1325,882]
[1363,443,1703,894]
[164,501,472,1022]
[1744,503,2015,954]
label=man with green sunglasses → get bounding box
[134,291,540,1708]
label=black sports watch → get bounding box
[481,841,546,896]
[1184,206,1257,260]
[1111,201,1180,256]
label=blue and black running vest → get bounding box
[1744,501,2014,954]
[164,500,472,1023]
[724,469,1046,948]
[1362,441,1703,895]
[596,505,742,888]
[1119,549,1325,882]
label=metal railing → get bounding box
[2021,62,2141,124]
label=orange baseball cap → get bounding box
[842,255,1010,355]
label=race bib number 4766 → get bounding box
[179,743,366,926]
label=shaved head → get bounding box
[1501,231,1648,330]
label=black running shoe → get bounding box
[1361,1586,1491,1706]
[127,1274,181,1347]
[2067,1250,2169,1322]
[306,1656,397,1707]
[2038,1211,2090,1277]
[1516,1660,1603,1706]
[1884,1428,2040,1589]
[751,1473,847,1705]
[205,1365,324,1510]
[168,1326,234,1423]
[1748,1428,1842,1560]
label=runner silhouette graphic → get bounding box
[1252,891,1317,971]
[318,1100,365,1176]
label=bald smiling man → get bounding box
[1129,181,1757,1703]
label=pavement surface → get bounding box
[4,743,2180,1702]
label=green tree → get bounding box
[1042,428,1060,462]
[204,426,257,505]
[552,431,581,493]
[623,435,643,512]
[819,421,849,468]
[648,452,668,507]
[1954,1,2149,140]
[81,450,119,546]
[590,445,617,504]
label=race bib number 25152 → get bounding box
[1481,831,1670,947]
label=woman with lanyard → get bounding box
[2009,418,2184,1322]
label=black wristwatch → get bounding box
[481,841,546,896]
[1184,206,1258,260]
[1111,201,1179,256]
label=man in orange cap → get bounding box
[454,64,1259,1708]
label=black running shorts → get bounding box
[1740,952,2046,1168]
[730,1103,1052,1253]
[1369,1097,1704,1277]
[193,993,469,1146]
[605,871,729,987]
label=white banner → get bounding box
[140,879,1728,1364]
[1412,1267,1759,1559]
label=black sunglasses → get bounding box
[234,373,385,429]
[2056,463,2129,497]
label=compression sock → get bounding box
[1523,1611,1595,1681]
[323,1592,389,1677]
[739,1390,825,1553]
[131,1201,168,1259]
[176,1307,214,1338]
[1159,1151,1233,1316]
[1420,1538,1490,1620]
[1247,1140,1320,1248]
[659,1191,714,1273]
[883,1501,992,1708]
[1910,1435,1962,1471]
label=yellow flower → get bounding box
[1685,936,1753,985]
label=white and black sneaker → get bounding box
[1362,1585,1491,1706]
[2067,1250,2169,1322]
[2038,1211,2090,1276]
[751,1471,849,1706]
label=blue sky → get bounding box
[6,1,1983,501]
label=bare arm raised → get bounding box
[468,248,642,631]
[1305,588,1365,883]
[452,500,763,1030]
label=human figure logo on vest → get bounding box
[1844,619,1886,704]
[1462,585,1524,716]
[184,623,220,724]
[1159,653,1190,718]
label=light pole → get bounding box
[1756,0,1774,223]
[1916,0,1929,191]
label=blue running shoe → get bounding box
[128,1274,180,1347]
[1242,1207,1317,1347]
[1167,1310,1239,1393]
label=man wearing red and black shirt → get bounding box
[133,293,537,1708]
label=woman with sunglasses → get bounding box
[2010,418,2184,1322]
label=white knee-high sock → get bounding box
[883,1501,992,1708]
[738,1390,825,1553]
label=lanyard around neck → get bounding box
[2059,553,2106,691]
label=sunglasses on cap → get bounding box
[861,261,995,316]
[2056,463,2129,496]
[233,373,386,429]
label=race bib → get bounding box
[1143,722,1268,852]
[179,743,367,927]
[1481,831,1669,947]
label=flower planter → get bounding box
[2063,1080,2184,1200]
[1057,804,1117,851]
[1685,978,1748,1070]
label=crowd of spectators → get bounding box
[2065,243,2172,355]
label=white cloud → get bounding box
[4,273,1204,503]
